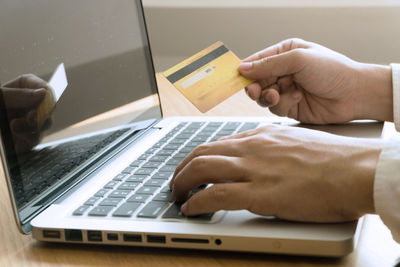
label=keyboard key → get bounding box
[163,144,181,150]
[99,198,123,206]
[126,175,147,182]
[112,202,141,217]
[162,203,184,219]
[88,206,113,216]
[169,138,186,145]
[73,205,91,215]
[149,155,169,162]
[187,122,205,128]
[161,186,172,193]
[137,202,167,218]
[122,167,136,174]
[142,162,161,168]
[151,172,172,180]
[165,158,182,166]
[113,173,128,181]
[153,192,172,202]
[133,168,155,176]
[138,154,151,160]
[130,160,145,167]
[127,194,150,203]
[179,146,193,153]
[156,150,175,156]
[136,186,158,195]
[144,179,165,187]
[145,147,159,154]
[208,122,223,127]
[95,188,110,197]
[159,166,175,173]
[223,122,241,130]
[84,197,100,206]
[104,181,119,189]
[109,190,130,198]
[176,133,192,139]
[118,182,140,190]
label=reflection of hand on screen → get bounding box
[1,74,51,154]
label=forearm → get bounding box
[354,63,393,122]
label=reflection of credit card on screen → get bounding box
[163,41,253,113]
[36,63,68,128]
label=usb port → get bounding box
[65,229,82,242]
[87,231,102,242]
[123,234,142,242]
[43,230,60,239]
[147,235,166,244]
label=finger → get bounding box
[171,140,244,187]
[181,183,252,216]
[269,90,303,117]
[1,87,46,109]
[242,38,312,62]
[3,74,48,89]
[245,82,262,100]
[172,155,246,202]
[256,87,280,108]
[238,49,308,81]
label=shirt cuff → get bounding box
[390,63,400,132]
[374,137,400,243]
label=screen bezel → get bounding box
[0,0,163,234]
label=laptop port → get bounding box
[123,234,142,242]
[147,235,166,244]
[43,230,61,239]
[87,231,102,242]
[107,233,119,241]
[171,237,209,244]
[65,229,82,242]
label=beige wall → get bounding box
[143,0,400,72]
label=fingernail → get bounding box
[239,62,253,71]
[181,202,188,214]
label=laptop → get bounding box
[0,0,382,257]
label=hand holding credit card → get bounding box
[163,42,253,113]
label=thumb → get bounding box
[238,49,308,80]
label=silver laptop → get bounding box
[0,0,382,257]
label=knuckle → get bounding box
[211,185,228,202]
[189,156,208,172]
[192,143,210,157]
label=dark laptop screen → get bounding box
[0,0,161,229]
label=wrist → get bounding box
[353,63,393,122]
[352,139,383,216]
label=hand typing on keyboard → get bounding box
[170,124,381,223]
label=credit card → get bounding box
[36,63,68,128]
[163,41,253,113]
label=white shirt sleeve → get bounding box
[374,64,400,242]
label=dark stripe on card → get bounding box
[166,45,229,84]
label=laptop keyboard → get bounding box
[13,128,129,208]
[73,121,259,221]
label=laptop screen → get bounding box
[0,0,161,230]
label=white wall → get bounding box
[143,0,400,71]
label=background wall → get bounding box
[143,0,400,72]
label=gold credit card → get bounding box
[163,41,253,113]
